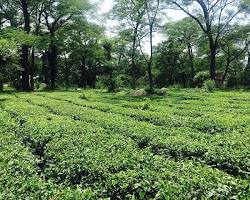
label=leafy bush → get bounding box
[154,88,167,96]
[0,39,19,91]
[141,102,150,110]
[204,79,216,92]
[79,93,87,100]
[35,83,48,91]
[194,71,210,87]
[169,83,181,90]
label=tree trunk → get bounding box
[21,45,31,91]
[108,72,115,92]
[131,24,139,89]
[42,51,49,85]
[147,24,154,93]
[48,43,58,89]
[64,55,70,87]
[243,52,250,86]
[197,0,216,81]
[91,70,96,88]
[20,0,31,91]
[222,57,230,87]
[0,57,4,92]
[168,65,174,86]
[30,6,42,91]
[30,48,35,91]
[188,44,195,86]
[79,55,87,88]
[247,52,250,69]
[182,72,186,88]
[209,39,217,80]
[0,80,3,92]
[88,66,96,88]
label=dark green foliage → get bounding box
[194,71,210,87]
[203,79,216,92]
[0,0,249,91]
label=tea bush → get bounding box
[204,79,216,92]
[0,89,249,199]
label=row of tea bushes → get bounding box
[39,92,250,134]
[2,100,249,199]
[0,108,98,199]
[18,94,250,178]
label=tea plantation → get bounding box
[0,89,249,199]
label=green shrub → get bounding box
[115,90,128,96]
[203,79,216,92]
[79,93,87,100]
[169,83,181,90]
[141,102,150,110]
[194,71,210,87]
[35,83,48,91]
[154,88,167,96]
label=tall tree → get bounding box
[102,39,116,92]
[155,39,187,86]
[42,0,90,89]
[30,1,44,90]
[0,0,21,27]
[140,0,160,92]
[113,0,147,88]
[58,20,103,88]
[164,17,201,85]
[0,39,18,91]
[20,0,31,91]
[168,0,248,80]
[220,25,249,85]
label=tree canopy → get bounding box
[0,0,249,91]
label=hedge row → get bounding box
[2,100,249,199]
[17,94,250,178]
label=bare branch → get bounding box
[169,0,207,34]
[138,37,149,65]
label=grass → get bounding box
[0,89,249,199]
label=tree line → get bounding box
[0,0,249,92]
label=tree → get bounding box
[0,39,19,91]
[0,0,21,27]
[168,0,248,80]
[155,40,186,86]
[42,0,90,89]
[2,29,38,89]
[0,0,31,91]
[58,20,104,88]
[0,0,249,91]
[102,39,116,92]
[139,0,160,92]
[20,0,31,91]
[113,0,147,88]
[220,25,249,86]
[242,46,250,86]
[164,17,201,85]
[30,1,45,90]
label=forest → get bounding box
[0,0,249,92]
[0,0,250,199]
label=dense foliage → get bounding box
[0,0,249,92]
[0,89,249,199]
